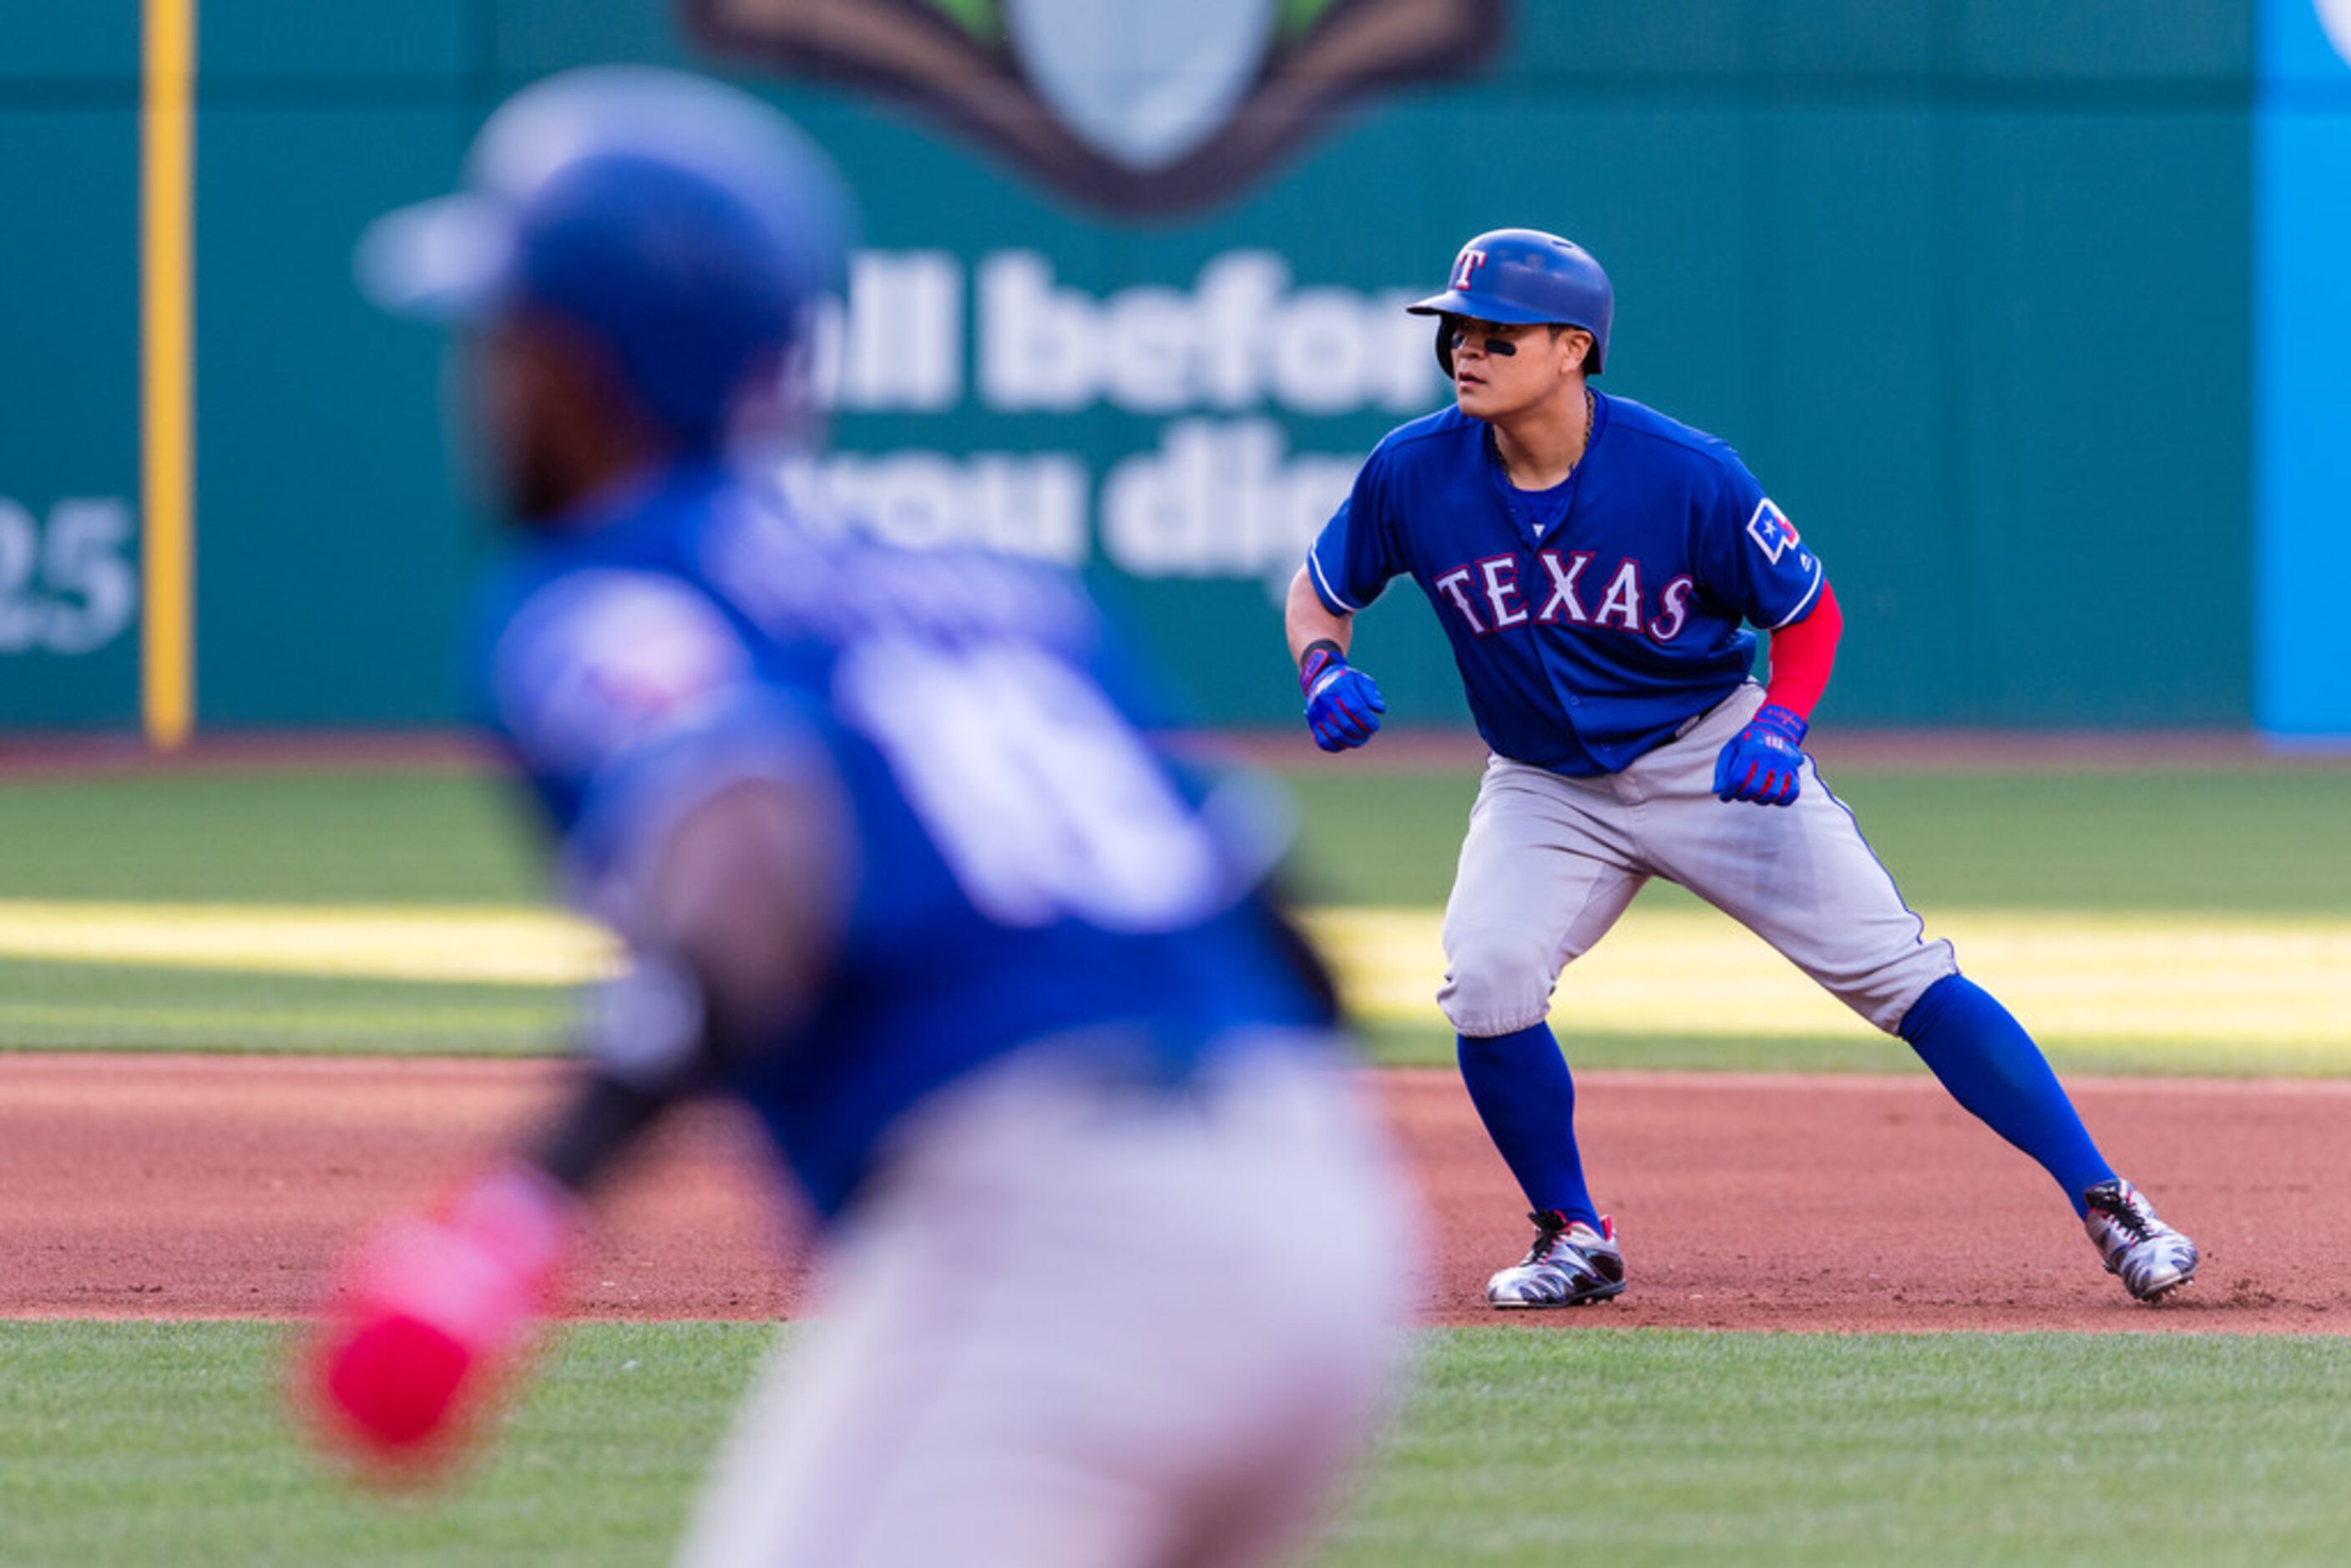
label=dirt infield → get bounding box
[3,1055,2343,1333]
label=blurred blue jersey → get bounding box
[1306,396,1825,776]
[473,461,1332,1216]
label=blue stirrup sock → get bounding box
[1899,974,2114,1216]
[1456,1022,1600,1229]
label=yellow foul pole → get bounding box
[140,0,196,749]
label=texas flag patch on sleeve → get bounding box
[1744,498,1802,564]
[496,572,754,777]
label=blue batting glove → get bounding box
[1299,643,1386,753]
[1712,702,1809,807]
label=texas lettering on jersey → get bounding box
[1430,553,1697,643]
[1305,396,1825,776]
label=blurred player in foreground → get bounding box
[1287,228,2198,1311]
[302,66,1410,1566]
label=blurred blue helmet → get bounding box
[357,66,854,446]
[1408,229,1613,377]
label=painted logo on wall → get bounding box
[685,0,1506,214]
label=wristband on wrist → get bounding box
[1298,639,1345,696]
[439,1162,579,1297]
[1752,701,1809,745]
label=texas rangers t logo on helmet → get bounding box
[1450,247,1489,291]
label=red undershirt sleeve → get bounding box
[1762,580,1842,720]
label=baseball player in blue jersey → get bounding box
[300,68,1408,1565]
[1286,228,2198,1311]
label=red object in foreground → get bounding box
[324,1313,477,1452]
[301,1164,578,1474]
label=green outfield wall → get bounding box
[0,2,2274,733]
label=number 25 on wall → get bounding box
[0,497,138,657]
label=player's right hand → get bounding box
[300,1162,578,1478]
[1300,645,1387,751]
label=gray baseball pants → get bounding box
[1439,682,1959,1039]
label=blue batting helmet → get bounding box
[1408,229,1613,377]
[356,66,854,447]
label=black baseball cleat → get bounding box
[2082,1178,2200,1302]
[1486,1209,1626,1309]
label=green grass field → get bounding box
[2,763,2346,1070]
[8,761,2343,911]
[1283,764,2351,912]
[3,758,2348,1563]
[6,1321,2350,1566]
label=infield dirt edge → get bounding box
[2,1055,2338,1334]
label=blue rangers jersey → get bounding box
[1305,394,1826,776]
[474,461,1332,1217]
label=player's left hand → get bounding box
[1713,702,1809,807]
[299,1162,579,1479]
